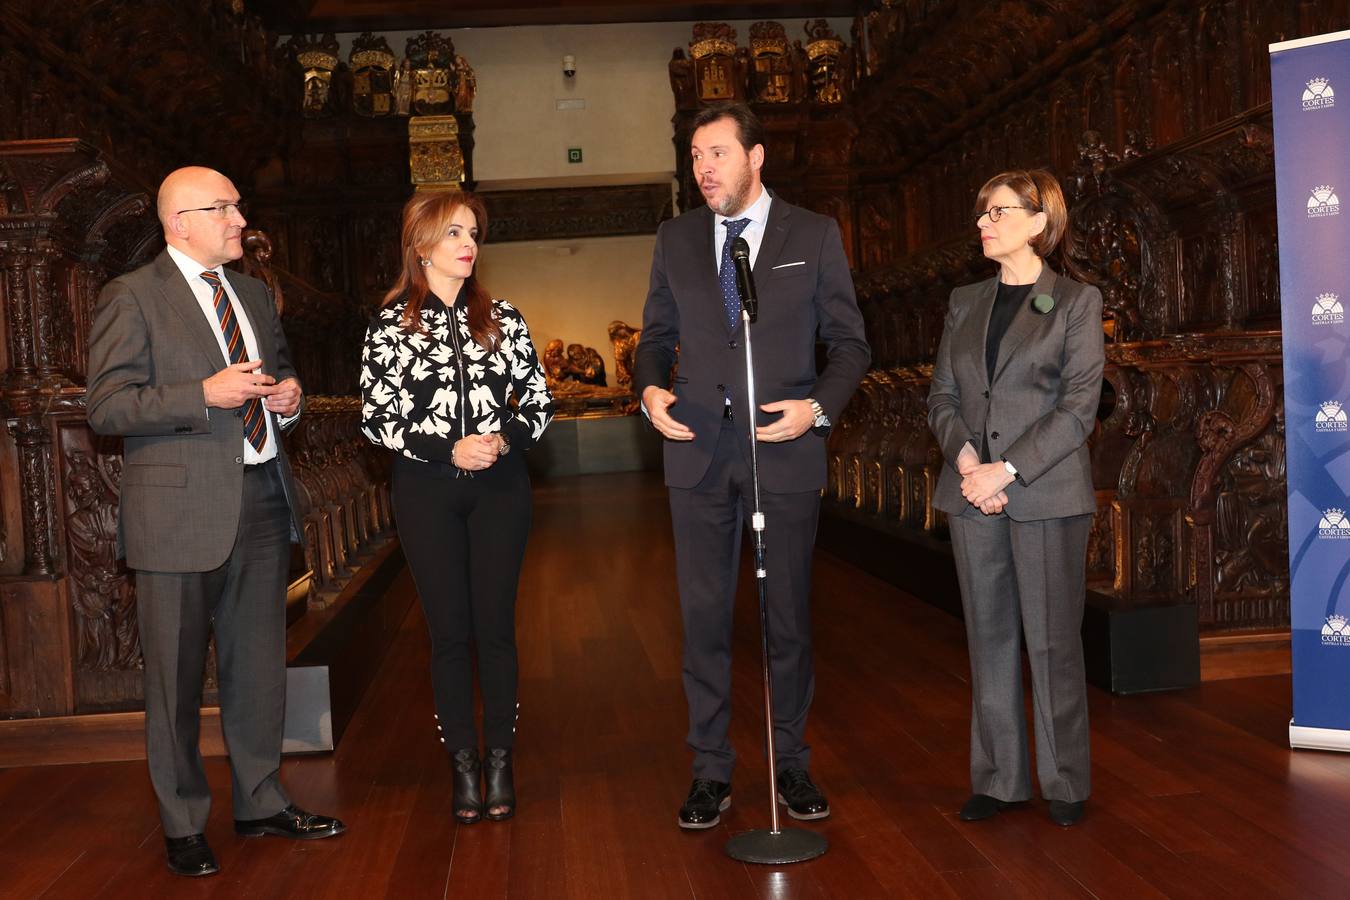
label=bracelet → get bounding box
[451,445,458,468]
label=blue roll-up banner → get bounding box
[1272,29,1350,751]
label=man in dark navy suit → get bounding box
[634,102,870,830]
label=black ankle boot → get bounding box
[483,748,515,821]
[451,748,483,824]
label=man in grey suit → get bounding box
[635,103,869,829]
[927,169,1103,827]
[87,166,345,877]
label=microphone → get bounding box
[730,236,758,324]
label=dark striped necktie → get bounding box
[199,270,267,453]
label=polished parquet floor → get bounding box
[2,471,1348,899]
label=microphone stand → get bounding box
[723,294,828,866]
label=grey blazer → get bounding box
[633,196,870,491]
[87,250,304,573]
[927,265,1104,521]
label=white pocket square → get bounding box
[772,260,806,270]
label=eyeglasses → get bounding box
[977,205,1036,224]
[176,201,248,218]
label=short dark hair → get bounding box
[689,102,764,153]
[973,168,1068,257]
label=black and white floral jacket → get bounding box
[360,294,554,466]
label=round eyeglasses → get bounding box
[976,205,1035,224]
[176,201,248,219]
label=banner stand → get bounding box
[1290,722,1350,753]
[1271,28,1350,751]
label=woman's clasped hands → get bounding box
[957,443,1013,515]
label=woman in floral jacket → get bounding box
[360,190,553,825]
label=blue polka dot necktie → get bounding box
[200,270,267,452]
[719,218,751,330]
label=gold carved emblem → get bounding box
[350,32,397,117]
[291,33,339,118]
[804,20,846,105]
[406,31,457,115]
[749,21,792,104]
[690,23,737,101]
[408,116,465,188]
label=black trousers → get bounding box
[668,419,821,782]
[137,459,292,838]
[392,453,532,751]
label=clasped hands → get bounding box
[452,433,508,472]
[641,387,814,443]
[958,443,1014,516]
[203,360,302,417]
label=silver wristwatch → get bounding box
[807,398,830,429]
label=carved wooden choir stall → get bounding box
[0,3,457,762]
[804,0,1349,687]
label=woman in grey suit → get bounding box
[927,169,1104,827]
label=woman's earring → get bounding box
[419,258,431,267]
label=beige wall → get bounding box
[328,18,851,374]
[454,22,684,183]
[475,233,656,384]
[334,19,851,182]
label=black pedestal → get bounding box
[817,506,1199,695]
[527,414,661,478]
[725,828,828,864]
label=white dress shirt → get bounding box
[166,244,279,464]
[713,185,772,271]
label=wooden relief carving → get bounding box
[62,446,137,672]
[0,594,9,699]
[1210,418,1287,622]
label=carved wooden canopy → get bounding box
[0,0,290,180]
[252,0,858,30]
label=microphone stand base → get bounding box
[724,827,828,865]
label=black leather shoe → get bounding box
[1048,799,1086,826]
[452,748,484,824]
[958,794,1021,821]
[484,748,515,822]
[165,834,218,877]
[234,805,346,840]
[678,778,731,829]
[776,769,830,821]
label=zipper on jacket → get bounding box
[449,306,472,478]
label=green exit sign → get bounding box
[567,147,583,164]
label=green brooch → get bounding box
[1032,293,1055,314]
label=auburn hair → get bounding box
[973,168,1068,257]
[383,190,501,350]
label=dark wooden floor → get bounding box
[2,471,1347,899]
